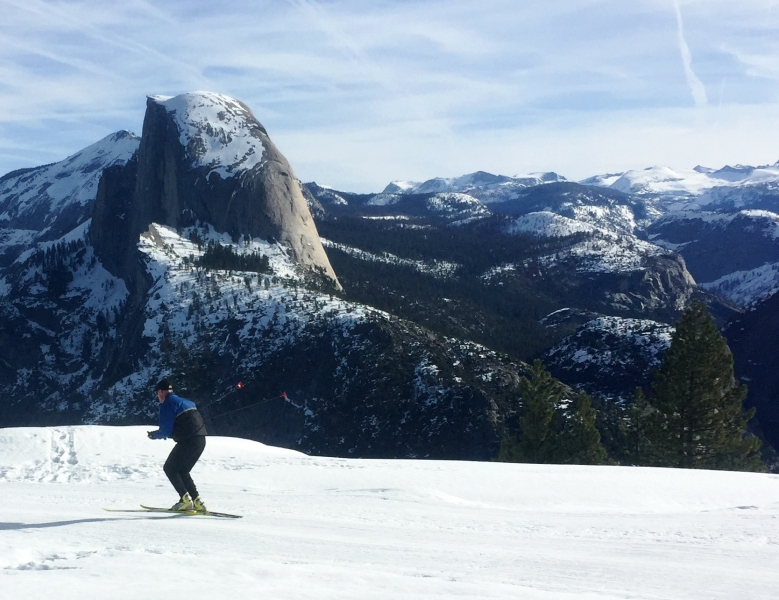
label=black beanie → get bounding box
[155,378,173,392]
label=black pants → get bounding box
[163,436,206,499]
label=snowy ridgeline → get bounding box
[596,164,779,200]
[1,425,779,599]
[0,130,139,230]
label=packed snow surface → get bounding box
[1,426,778,599]
[506,211,599,238]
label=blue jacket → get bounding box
[151,393,207,441]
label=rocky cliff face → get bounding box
[91,92,339,288]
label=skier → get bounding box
[147,378,208,512]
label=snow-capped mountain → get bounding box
[0,130,139,252]
[126,92,338,285]
[310,161,779,455]
[584,162,779,211]
[383,170,567,203]
[3,93,779,460]
[0,93,553,461]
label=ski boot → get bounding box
[192,495,207,513]
[170,493,194,511]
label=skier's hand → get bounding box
[147,430,157,439]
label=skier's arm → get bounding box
[149,402,175,439]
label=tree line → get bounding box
[195,241,272,274]
[497,301,765,471]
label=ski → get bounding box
[102,506,242,519]
[140,505,242,519]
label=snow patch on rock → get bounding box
[151,92,267,179]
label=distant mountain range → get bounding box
[1,93,778,461]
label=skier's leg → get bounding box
[163,443,190,498]
[178,436,206,499]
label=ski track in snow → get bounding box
[2,426,779,599]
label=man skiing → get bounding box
[148,378,208,512]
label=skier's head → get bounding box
[155,378,173,402]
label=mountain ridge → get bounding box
[1,98,778,460]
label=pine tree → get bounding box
[621,387,652,465]
[496,436,522,462]
[560,392,609,465]
[518,359,564,463]
[646,300,763,471]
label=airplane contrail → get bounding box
[673,0,708,108]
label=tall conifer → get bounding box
[518,359,563,463]
[561,392,609,464]
[646,301,763,471]
[621,387,652,465]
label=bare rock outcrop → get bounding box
[92,92,339,288]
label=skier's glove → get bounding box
[147,431,157,439]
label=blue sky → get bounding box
[1,0,778,192]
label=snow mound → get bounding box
[0,425,300,484]
[611,166,714,196]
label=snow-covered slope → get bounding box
[2,425,779,599]
[322,238,460,279]
[87,222,371,423]
[150,92,266,178]
[699,263,779,307]
[0,131,139,240]
[505,211,599,238]
[543,316,673,401]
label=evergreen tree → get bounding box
[560,392,609,465]
[518,359,564,463]
[496,436,522,462]
[621,387,652,465]
[645,300,763,471]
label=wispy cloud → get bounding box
[0,0,777,190]
[672,0,707,108]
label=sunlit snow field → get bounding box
[1,426,778,599]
